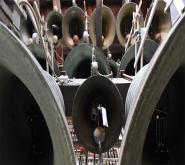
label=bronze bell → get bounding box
[116,2,144,47]
[62,6,85,49]
[89,5,116,50]
[45,10,63,42]
[72,75,124,153]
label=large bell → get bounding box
[45,11,63,42]
[72,75,124,153]
[119,13,185,164]
[145,0,172,43]
[89,5,116,50]
[62,6,85,49]
[63,43,111,78]
[116,2,144,47]
[0,22,75,165]
[117,39,158,76]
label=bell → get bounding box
[119,16,185,164]
[45,11,63,41]
[145,0,172,43]
[62,6,85,49]
[117,39,158,77]
[89,5,115,50]
[72,75,124,153]
[63,43,111,78]
[116,2,144,47]
[0,22,75,165]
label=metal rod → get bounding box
[122,0,130,5]
[72,0,77,7]
[84,1,88,31]
[134,0,159,69]
[164,0,174,13]
[122,73,134,81]
[96,0,103,49]
[125,22,134,51]
[53,0,62,13]
[135,40,138,74]
[140,46,143,69]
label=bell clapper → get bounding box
[92,104,109,164]
[91,46,99,76]
[107,47,112,61]
[93,126,105,148]
[93,126,105,165]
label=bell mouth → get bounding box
[0,65,53,165]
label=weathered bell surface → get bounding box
[45,10,63,41]
[63,43,111,78]
[109,59,118,77]
[27,43,60,76]
[116,2,144,47]
[62,6,85,49]
[117,39,158,77]
[0,22,75,165]
[72,75,124,153]
[119,14,185,164]
[89,5,116,50]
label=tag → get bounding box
[101,107,108,127]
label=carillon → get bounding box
[0,0,184,164]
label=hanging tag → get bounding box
[101,107,108,127]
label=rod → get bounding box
[122,0,130,5]
[134,0,159,69]
[84,1,88,31]
[122,73,134,81]
[96,0,103,49]
[53,0,62,13]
